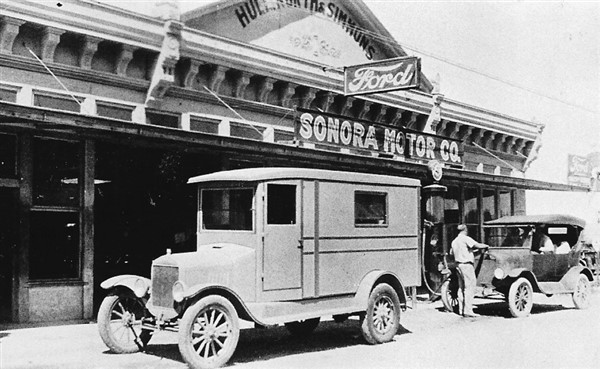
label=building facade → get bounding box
[0,0,582,323]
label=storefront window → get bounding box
[482,188,496,221]
[29,211,80,280]
[464,187,479,238]
[499,189,513,217]
[0,134,17,177]
[33,138,80,207]
[444,186,460,225]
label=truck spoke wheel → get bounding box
[98,293,150,353]
[179,296,239,369]
[361,283,401,344]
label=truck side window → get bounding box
[355,191,387,226]
[267,184,296,225]
[201,188,254,230]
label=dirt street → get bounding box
[1,288,599,369]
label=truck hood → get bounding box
[152,243,256,301]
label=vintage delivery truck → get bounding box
[98,167,421,369]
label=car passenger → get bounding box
[532,227,554,254]
[555,241,570,254]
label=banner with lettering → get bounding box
[295,109,463,166]
[344,56,421,96]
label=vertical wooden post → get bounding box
[17,134,31,323]
[82,140,95,320]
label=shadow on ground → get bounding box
[142,319,413,366]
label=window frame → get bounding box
[354,190,389,228]
[266,183,297,226]
[199,186,256,232]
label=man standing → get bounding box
[451,224,489,317]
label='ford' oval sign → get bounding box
[344,56,421,96]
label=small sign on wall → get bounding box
[344,56,421,96]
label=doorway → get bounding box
[0,188,18,322]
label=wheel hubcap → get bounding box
[192,307,231,359]
[515,284,530,311]
[373,296,394,333]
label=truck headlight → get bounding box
[134,278,148,298]
[494,268,506,280]
[172,281,186,303]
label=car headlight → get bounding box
[134,278,148,298]
[172,281,186,303]
[494,268,506,280]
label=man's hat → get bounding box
[457,224,467,231]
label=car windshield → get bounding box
[201,188,254,231]
[485,226,533,248]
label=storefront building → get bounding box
[0,0,583,323]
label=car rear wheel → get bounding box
[285,318,320,337]
[441,275,461,315]
[507,277,533,318]
[572,274,591,309]
[98,293,151,353]
[178,295,240,369]
[361,283,401,344]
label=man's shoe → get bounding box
[463,312,480,318]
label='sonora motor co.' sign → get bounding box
[344,56,421,96]
[295,109,463,165]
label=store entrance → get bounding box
[0,188,18,322]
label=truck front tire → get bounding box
[178,295,240,369]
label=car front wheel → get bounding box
[572,274,591,309]
[507,277,533,318]
[361,283,401,344]
[98,293,151,353]
[178,295,240,369]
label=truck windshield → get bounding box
[201,188,254,231]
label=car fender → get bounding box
[181,283,260,324]
[559,266,593,289]
[504,268,540,290]
[100,274,150,293]
[354,270,407,310]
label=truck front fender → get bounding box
[181,283,259,324]
[100,274,151,296]
[354,270,408,310]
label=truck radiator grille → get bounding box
[152,265,178,308]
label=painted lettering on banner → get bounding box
[296,110,462,165]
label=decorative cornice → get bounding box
[41,26,65,62]
[79,35,102,70]
[116,44,136,76]
[0,53,149,92]
[183,59,203,88]
[0,17,26,54]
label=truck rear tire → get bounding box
[361,283,401,344]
